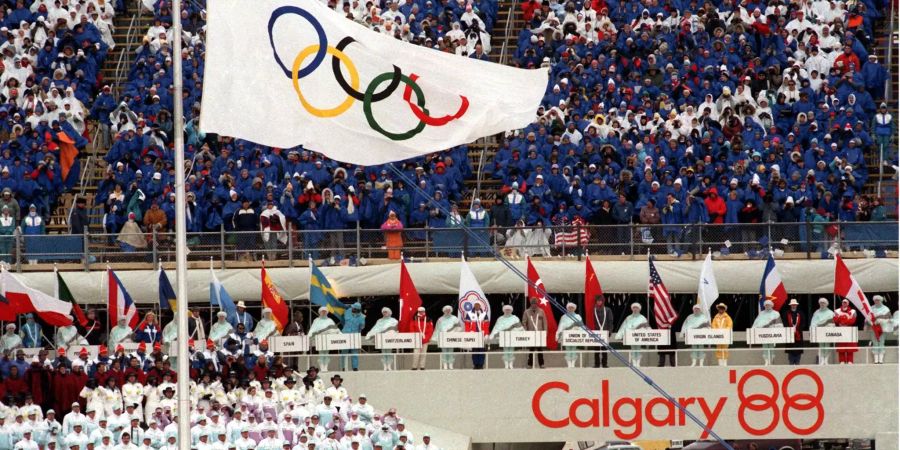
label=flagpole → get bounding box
[172,0,190,447]
[646,250,650,316]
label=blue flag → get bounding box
[210,268,237,321]
[159,270,176,312]
[310,261,346,320]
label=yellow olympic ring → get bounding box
[291,44,359,118]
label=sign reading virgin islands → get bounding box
[341,365,897,442]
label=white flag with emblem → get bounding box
[201,0,548,165]
[697,252,719,319]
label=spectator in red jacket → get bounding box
[3,365,28,404]
[704,188,726,224]
[833,45,860,74]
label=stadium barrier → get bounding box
[5,221,896,269]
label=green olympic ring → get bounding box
[363,72,426,141]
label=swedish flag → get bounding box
[159,269,177,312]
[310,261,346,319]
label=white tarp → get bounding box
[200,0,547,165]
[24,258,899,304]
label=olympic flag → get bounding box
[201,0,548,165]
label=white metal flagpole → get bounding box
[172,0,190,449]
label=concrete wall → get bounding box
[340,365,898,443]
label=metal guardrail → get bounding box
[3,221,895,270]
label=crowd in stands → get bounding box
[0,0,893,260]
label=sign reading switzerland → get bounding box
[341,365,897,442]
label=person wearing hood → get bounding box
[431,305,462,370]
[341,302,366,371]
[871,295,893,364]
[488,304,523,369]
[682,304,711,366]
[810,298,835,365]
[259,201,287,261]
[616,303,649,367]
[308,307,340,372]
[752,299,783,366]
[711,303,732,366]
[556,303,582,368]
[115,212,145,254]
[0,205,15,263]
[365,307,399,371]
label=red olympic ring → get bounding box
[402,73,470,126]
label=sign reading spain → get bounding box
[201,0,547,165]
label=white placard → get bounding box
[314,333,361,350]
[685,328,733,345]
[375,332,422,350]
[747,327,795,345]
[270,335,310,353]
[439,332,484,349]
[624,329,670,346]
[21,347,43,358]
[810,326,858,343]
[500,331,546,348]
[560,330,610,347]
[120,342,141,353]
[66,345,99,360]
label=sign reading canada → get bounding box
[342,365,897,443]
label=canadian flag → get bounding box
[833,254,878,338]
[526,257,559,350]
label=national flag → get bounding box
[57,270,87,327]
[458,256,490,330]
[398,260,423,332]
[834,254,878,337]
[200,0,548,165]
[0,267,73,326]
[697,252,719,319]
[648,256,678,328]
[159,269,177,312]
[526,257,559,350]
[56,130,80,182]
[0,292,11,322]
[583,255,604,330]
[309,260,346,320]
[759,254,788,311]
[108,268,139,328]
[261,264,289,331]
[210,266,237,321]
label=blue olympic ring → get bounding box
[268,6,327,79]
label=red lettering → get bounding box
[601,379,610,427]
[569,398,600,428]
[612,397,642,440]
[645,397,676,427]
[532,381,569,428]
[697,397,728,439]
[677,397,696,425]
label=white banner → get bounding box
[271,335,310,353]
[560,330,610,347]
[375,333,422,350]
[747,327,795,345]
[21,347,42,358]
[67,345,99,360]
[624,330,670,346]
[120,342,141,353]
[685,329,733,345]
[810,326,858,343]
[314,333,361,350]
[500,331,546,348]
[439,332,484,349]
[201,0,547,165]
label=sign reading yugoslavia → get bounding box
[342,365,898,442]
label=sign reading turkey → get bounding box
[532,368,824,440]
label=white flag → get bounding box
[458,257,490,323]
[201,0,548,165]
[697,252,719,319]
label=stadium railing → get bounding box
[2,221,895,270]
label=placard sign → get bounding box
[166,340,207,357]
[439,332,484,349]
[314,333,361,351]
[810,326,858,343]
[747,327,795,345]
[624,329,670,346]
[500,331,546,348]
[685,328,733,345]
[270,335,310,353]
[120,342,141,353]
[560,330,610,347]
[375,332,422,349]
[66,345,99,360]
[21,347,43,358]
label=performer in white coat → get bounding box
[871,295,893,364]
[752,299,783,366]
[615,303,649,367]
[365,308,399,371]
[308,307,340,372]
[488,305,523,369]
[431,305,462,370]
[810,298,835,365]
[681,304,711,366]
[556,303,582,368]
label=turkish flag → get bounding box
[526,257,558,350]
[398,260,423,332]
[584,256,604,330]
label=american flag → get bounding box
[649,257,678,328]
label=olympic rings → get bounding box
[292,45,359,118]
[364,72,427,141]
[268,6,469,141]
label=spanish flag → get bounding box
[261,263,288,331]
